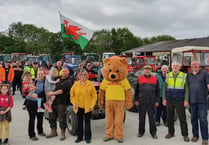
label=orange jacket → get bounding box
[0,67,14,82]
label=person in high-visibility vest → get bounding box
[163,62,189,142]
[30,62,40,81]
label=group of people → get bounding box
[0,58,208,145]
[134,61,209,145]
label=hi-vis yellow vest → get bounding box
[166,71,187,100]
[30,68,40,80]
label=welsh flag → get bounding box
[60,13,93,50]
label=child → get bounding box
[0,84,13,145]
[44,68,59,112]
[22,72,43,112]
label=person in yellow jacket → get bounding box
[70,69,97,144]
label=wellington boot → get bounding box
[46,128,58,138]
[60,130,66,141]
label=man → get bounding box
[155,65,169,126]
[163,62,189,142]
[55,61,63,76]
[188,61,209,145]
[2,61,14,85]
[12,61,23,95]
[46,67,73,141]
[30,62,40,81]
[135,65,160,139]
[24,61,31,72]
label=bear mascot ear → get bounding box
[103,57,111,64]
[120,58,128,65]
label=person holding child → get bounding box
[22,70,46,141]
[0,84,13,145]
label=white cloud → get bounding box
[0,0,209,39]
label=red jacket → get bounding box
[0,94,14,109]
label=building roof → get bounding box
[123,37,209,53]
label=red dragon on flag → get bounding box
[63,20,86,40]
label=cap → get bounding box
[33,62,38,64]
[144,65,152,70]
[87,63,91,66]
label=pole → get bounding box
[59,11,66,62]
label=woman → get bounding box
[70,69,97,144]
[25,69,46,141]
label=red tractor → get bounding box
[133,55,157,71]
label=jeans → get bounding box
[190,103,208,140]
[155,97,167,123]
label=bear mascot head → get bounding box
[102,56,128,82]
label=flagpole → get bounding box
[59,11,66,62]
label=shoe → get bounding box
[12,92,15,95]
[86,140,91,144]
[183,136,190,142]
[46,128,58,138]
[165,133,174,139]
[44,103,49,111]
[30,136,38,141]
[164,122,168,127]
[103,137,113,142]
[22,106,27,110]
[3,138,8,144]
[155,122,160,126]
[202,140,208,145]
[38,108,45,112]
[152,134,158,139]
[48,106,53,113]
[137,133,144,137]
[191,137,198,142]
[116,138,123,143]
[39,132,46,136]
[60,130,66,141]
[75,139,83,143]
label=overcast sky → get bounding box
[0,0,209,39]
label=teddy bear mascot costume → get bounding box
[98,56,132,143]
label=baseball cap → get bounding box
[144,65,152,70]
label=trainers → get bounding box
[183,136,190,142]
[116,138,123,143]
[165,133,174,139]
[191,137,198,142]
[202,140,208,145]
[38,108,45,112]
[103,137,113,142]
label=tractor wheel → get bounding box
[66,106,77,136]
